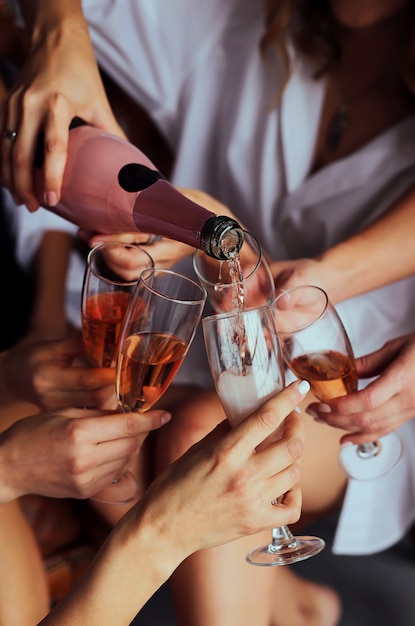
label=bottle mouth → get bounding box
[201,216,245,260]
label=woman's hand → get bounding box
[0,406,170,503]
[0,4,122,211]
[85,230,194,271]
[36,380,309,625]
[306,333,415,444]
[0,332,116,410]
[125,380,309,562]
[270,257,339,302]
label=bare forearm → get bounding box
[318,183,415,303]
[5,0,119,210]
[39,506,178,625]
[0,500,49,623]
[0,402,40,503]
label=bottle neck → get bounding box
[200,216,244,260]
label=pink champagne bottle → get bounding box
[34,120,244,260]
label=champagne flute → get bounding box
[81,241,154,503]
[203,306,325,566]
[193,231,274,313]
[82,241,154,367]
[116,267,206,415]
[273,285,403,481]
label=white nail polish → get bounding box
[298,380,310,395]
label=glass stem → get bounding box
[357,441,380,459]
[270,525,298,551]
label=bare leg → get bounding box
[0,402,51,624]
[0,500,49,626]
[270,566,341,626]
[268,392,344,626]
[172,538,277,626]
[156,387,344,626]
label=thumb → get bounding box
[234,380,310,450]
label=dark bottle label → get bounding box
[118,163,165,192]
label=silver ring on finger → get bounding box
[3,128,17,141]
[146,234,163,244]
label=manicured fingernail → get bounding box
[294,406,301,414]
[161,412,172,424]
[90,239,104,247]
[298,380,310,395]
[316,403,331,413]
[26,200,39,212]
[288,437,303,458]
[305,407,326,423]
[45,191,58,206]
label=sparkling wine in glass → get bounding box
[116,267,207,415]
[82,241,154,367]
[203,305,325,566]
[273,285,403,481]
[81,241,154,503]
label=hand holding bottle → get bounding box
[0,2,122,212]
[31,123,244,259]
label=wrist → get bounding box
[316,243,361,304]
[87,502,188,619]
[26,0,85,45]
[119,501,188,579]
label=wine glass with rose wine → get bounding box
[116,266,206,420]
[81,241,154,503]
[273,285,403,481]
[203,305,325,565]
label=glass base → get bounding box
[339,433,404,481]
[246,535,325,566]
[91,472,141,505]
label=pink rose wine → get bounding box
[289,350,358,401]
[116,331,187,412]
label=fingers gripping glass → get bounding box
[273,285,403,481]
[81,241,154,504]
[203,306,325,566]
